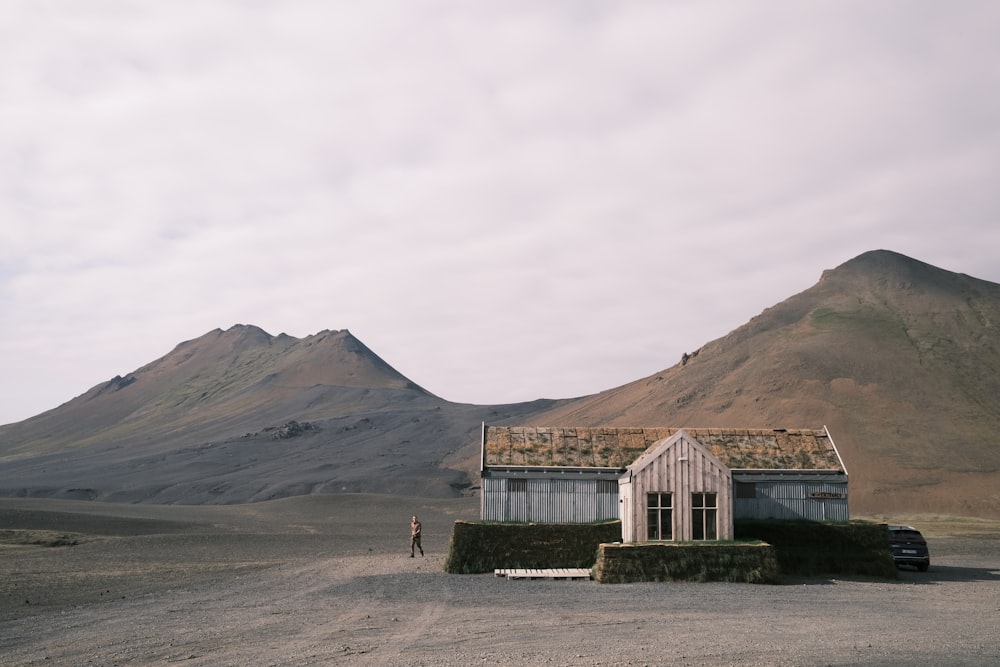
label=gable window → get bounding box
[692,492,718,540]
[646,493,673,541]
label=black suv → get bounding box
[888,525,930,571]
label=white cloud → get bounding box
[1,1,999,423]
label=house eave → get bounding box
[731,468,846,474]
[483,465,623,476]
[732,469,848,484]
[484,465,846,476]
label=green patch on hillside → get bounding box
[809,306,847,328]
[809,306,906,340]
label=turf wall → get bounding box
[593,541,780,584]
[735,519,897,578]
[443,520,622,574]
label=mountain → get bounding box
[1,250,998,517]
[529,250,1000,517]
[0,325,562,503]
[2,326,424,454]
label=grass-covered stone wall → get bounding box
[593,541,780,584]
[734,519,897,578]
[443,520,622,574]
[444,518,897,580]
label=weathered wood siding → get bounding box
[621,432,734,542]
[481,475,620,523]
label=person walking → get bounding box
[410,515,423,557]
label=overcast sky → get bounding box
[2,1,999,425]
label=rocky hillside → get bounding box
[0,326,561,502]
[530,250,1000,517]
[1,250,998,517]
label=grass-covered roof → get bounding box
[483,426,843,471]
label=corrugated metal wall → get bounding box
[733,480,848,521]
[481,477,620,523]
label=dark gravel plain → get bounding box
[2,495,999,666]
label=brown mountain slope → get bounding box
[2,250,998,517]
[0,325,563,502]
[0,325,428,457]
[527,250,1000,518]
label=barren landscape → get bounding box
[3,251,1000,663]
[4,251,999,520]
[3,495,999,666]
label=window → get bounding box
[646,493,673,540]
[692,493,718,540]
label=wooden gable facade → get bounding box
[480,424,848,542]
[619,430,734,541]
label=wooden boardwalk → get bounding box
[493,568,592,581]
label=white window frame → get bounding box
[691,492,718,540]
[646,492,673,541]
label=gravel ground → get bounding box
[2,495,999,666]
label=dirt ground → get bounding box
[2,495,999,667]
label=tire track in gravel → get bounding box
[218,553,416,666]
[222,556,387,665]
[348,555,453,667]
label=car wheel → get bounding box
[917,562,929,572]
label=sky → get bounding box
[2,1,999,425]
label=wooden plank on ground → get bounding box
[494,568,591,580]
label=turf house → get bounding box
[479,425,848,542]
